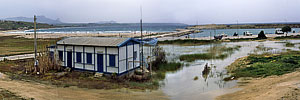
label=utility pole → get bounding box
[237,20,239,39]
[34,15,39,74]
[140,6,144,72]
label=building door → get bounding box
[67,51,72,67]
[97,54,103,72]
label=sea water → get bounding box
[188,28,300,38]
[11,23,188,34]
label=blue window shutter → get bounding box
[76,52,81,63]
[58,51,63,61]
[109,55,115,67]
[87,53,92,64]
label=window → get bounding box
[86,53,92,64]
[109,55,116,67]
[58,51,63,61]
[133,51,137,60]
[76,52,82,63]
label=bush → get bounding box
[25,52,62,74]
[151,46,167,71]
[282,26,292,36]
[285,42,295,47]
[257,31,267,39]
[230,51,300,78]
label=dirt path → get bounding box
[0,54,34,61]
[0,73,168,100]
[216,71,300,100]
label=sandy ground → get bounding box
[0,31,160,38]
[2,30,300,40]
[0,72,168,100]
[216,71,300,100]
[0,54,34,61]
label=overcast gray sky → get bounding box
[0,0,299,24]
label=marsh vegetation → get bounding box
[226,51,300,79]
[179,45,241,62]
[0,36,59,56]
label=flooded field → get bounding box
[151,39,300,100]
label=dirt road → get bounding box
[0,73,168,100]
[216,71,300,100]
[0,54,34,61]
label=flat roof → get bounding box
[57,37,138,47]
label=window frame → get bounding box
[133,51,137,60]
[76,52,82,63]
[109,55,116,67]
[86,53,93,64]
[58,51,63,61]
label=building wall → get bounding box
[119,42,140,73]
[53,40,140,75]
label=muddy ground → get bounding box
[0,72,168,100]
[216,71,300,100]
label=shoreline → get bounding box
[216,51,300,100]
[216,71,300,100]
[2,30,300,40]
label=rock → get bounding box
[94,73,103,78]
[64,67,72,72]
[132,75,143,81]
[55,72,68,78]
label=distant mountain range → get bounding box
[2,16,189,27]
[3,16,63,24]
[97,20,117,24]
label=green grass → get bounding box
[179,45,241,62]
[228,51,300,78]
[0,88,27,100]
[285,42,295,47]
[0,20,55,30]
[274,35,300,40]
[179,53,228,62]
[158,37,266,46]
[226,38,261,42]
[158,39,218,46]
[153,62,183,80]
[0,36,59,56]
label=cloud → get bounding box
[0,0,299,24]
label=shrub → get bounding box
[25,52,62,74]
[151,46,167,71]
[285,42,295,47]
[229,51,300,78]
[257,31,267,39]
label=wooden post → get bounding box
[34,15,39,74]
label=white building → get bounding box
[50,37,141,75]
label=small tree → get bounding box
[282,26,291,36]
[257,31,267,39]
[151,46,167,71]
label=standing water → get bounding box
[153,40,300,100]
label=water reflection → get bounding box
[144,40,300,100]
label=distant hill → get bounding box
[0,20,56,31]
[56,23,188,27]
[97,20,117,24]
[4,16,62,24]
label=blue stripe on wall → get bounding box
[64,45,66,67]
[126,43,128,71]
[94,47,96,71]
[133,42,134,68]
[105,47,107,72]
[118,48,120,74]
[83,46,85,69]
[73,46,75,68]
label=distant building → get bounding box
[49,37,141,75]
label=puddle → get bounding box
[150,39,300,100]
